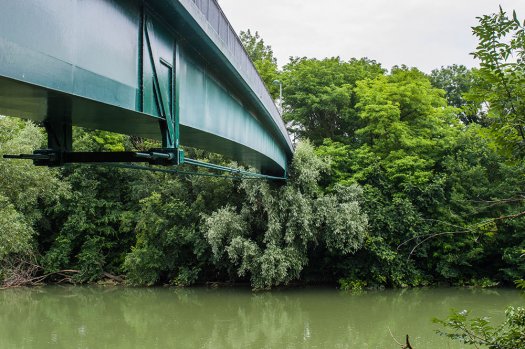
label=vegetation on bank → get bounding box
[0,7,523,302]
[435,306,525,349]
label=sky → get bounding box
[217,0,525,73]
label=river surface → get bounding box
[0,286,522,348]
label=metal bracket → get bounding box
[3,148,185,167]
[135,148,185,166]
[3,148,286,181]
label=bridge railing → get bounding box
[188,0,290,149]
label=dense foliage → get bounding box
[468,7,525,157]
[0,8,523,297]
[0,118,68,284]
[281,57,384,143]
[429,64,482,125]
[431,8,525,348]
[240,30,280,99]
[434,307,525,348]
[203,142,367,289]
[0,121,367,289]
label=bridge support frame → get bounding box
[4,147,185,167]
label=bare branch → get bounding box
[388,328,404,347]
[389,329,415,349]
[399,210,525,259]
[1,254,79,289]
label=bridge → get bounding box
[0,0,293,178]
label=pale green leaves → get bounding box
[203,141,368,289]
[203,205,248,262]
[317,185,368,255]
[288,141,329,194]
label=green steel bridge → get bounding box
[0,0,293,179]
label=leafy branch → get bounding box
[434,307,525,348]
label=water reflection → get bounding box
[0,287,522,348]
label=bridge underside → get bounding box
[0,77,282,175]
[0,0,292,176]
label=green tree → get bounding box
[333,67,461,286]
[203,141,368,289]
[460,8,525,285]
[469,7,525,156]
[40,128,139,282]
[317,67,525,287]
[322,67,459,187]
[240,29,280,99]
[123,170,237,286]
[281,57,384,144]
[0,117,68,284]
[430,64,483,124]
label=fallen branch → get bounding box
[1,254,79,289]
[102,272,124,283]
[404,335,413,349]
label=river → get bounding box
[0,286,522,348]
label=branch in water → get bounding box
[388,328,414,349]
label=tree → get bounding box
[316,66,525,287]
[40,129,141,282]
[0,118,68,286]
[469,7,525,156]
[123,168,238,286]
[323,67,459,187]
[203,141,368,289]
[430,65,483,125]
[317,67,462,286]
[240,30,280,99]
[282,57,385,144]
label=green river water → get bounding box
[0,286,522,348]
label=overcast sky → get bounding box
[217,0,525,73]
